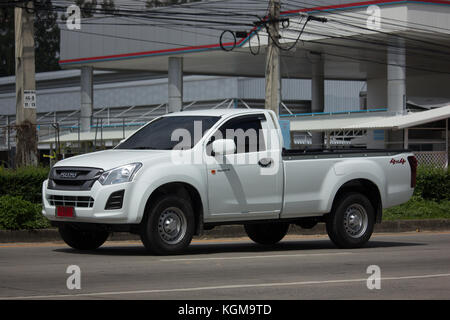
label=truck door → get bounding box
[205,113,283,222]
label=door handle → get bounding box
[258,158,273,168]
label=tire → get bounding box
[244,223,289,245]
[326,192,375,249]
[58,224,109,250]
[140,195,195,255]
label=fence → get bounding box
[0,122,62,168]
[0,115,159,168]
[1,116,448,169]
[415,151,449,168]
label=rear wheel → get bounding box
[140,195,195,255]
[326,192,375,248]
[244,223,289,245]
[58,224,109,250]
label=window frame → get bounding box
[206,113,267,155]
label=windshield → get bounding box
[116,116,220,150]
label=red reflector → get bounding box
[407,156,418,188]
[56,206,74,217]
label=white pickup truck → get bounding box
[42,109,416,254]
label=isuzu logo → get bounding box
[60,171,78,179]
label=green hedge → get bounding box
[414,166,450,202]
[0,165,448,230]
[384,196,450,221]
[0,167,51,230]
[0,166,49,204]
[0,195,50,230]
[1,165,448,204]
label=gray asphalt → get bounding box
[0,232,450,300]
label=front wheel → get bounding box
[140,195,195,255]
[244,223,289,245]
[58,224,109,250]
[326,192,375,248]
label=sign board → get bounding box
[278,119,291,150]
[373,129,385,141]
[23,90,36,109]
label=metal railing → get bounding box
[0,121,61,168]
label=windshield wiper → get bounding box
[129,147,172,150]
[132,147,158,150]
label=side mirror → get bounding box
[212,139,236,156]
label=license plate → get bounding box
[56,206,75,218]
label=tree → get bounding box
[35,0,60,73]
[72,0,116,17]
[74,0,97,18]
[0,0,60,76]
[0,0,118,76]
[146,0,202,8]
[61,0,116,19]
[100,0,116,14]
[0,6,15,76]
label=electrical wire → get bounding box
[4,0,450,75]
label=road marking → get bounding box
[159,252,352,262]
[2,273,450,300]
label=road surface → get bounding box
[0,232,449,299]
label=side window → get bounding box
[207,115,266,155]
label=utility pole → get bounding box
[264,0,281,117]
[15,2,38,167]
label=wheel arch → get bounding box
[330,179,383,223]
[143,182,204,235]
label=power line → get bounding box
[58,15,450,76]
[5,0,450,75]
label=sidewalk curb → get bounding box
[1,219,450,243]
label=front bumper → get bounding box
[42,179,139,224]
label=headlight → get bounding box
[98,163,142,185]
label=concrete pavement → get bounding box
[0,232,450,299]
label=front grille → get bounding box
[48,167,103,191]
[48,195,95,208]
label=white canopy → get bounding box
[290,105,450,132]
